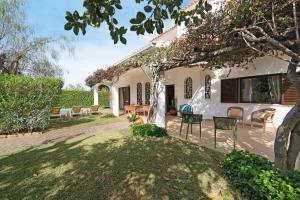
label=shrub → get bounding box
[131,124,167,137]
[56,89,110,108]
[223,150,300,200]
[0,75,63,134]
[56,90,93,108]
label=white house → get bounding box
[93,1,296,130]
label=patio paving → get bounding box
[166,116,276,161]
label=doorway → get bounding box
[119,86,130,110]
[166,85,175,112]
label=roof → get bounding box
[149,0,199,43]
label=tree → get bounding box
[65,83,86,91]
[0,0,73,77]
[65,0,212,44]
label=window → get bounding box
[184,77,193,99]
[205,75,211,99]
[145,82,151,105]
[221,74,282,104]
[137,82,143,104]
[240,75,281,104]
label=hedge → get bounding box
[0,75,63,134]
[56,89,110,108]
[223,150,300,200]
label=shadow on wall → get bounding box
[0,135,239,199]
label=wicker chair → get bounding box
[251,108,276,132]
[227,107,244,127]
[71,106,82,117]
[50,107,61,118]
[90,105,101,115]
[180,113,202,140]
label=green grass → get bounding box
[0,133,239,199]
[49,114,119,130]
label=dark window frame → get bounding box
[221,73,283,104]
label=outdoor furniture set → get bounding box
[179,104,276,149]
[124,104,151,116]
[50,105,102,119]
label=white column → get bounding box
[154,71,166,128]
[111,83,119,116]
[93,85,99,105]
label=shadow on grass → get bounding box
[48,115,113,129]
[0,134,240,199]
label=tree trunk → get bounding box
[274,58,300,170]
[147,66,161,124]
[287,121,300,170]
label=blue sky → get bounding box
[25,0,190,88]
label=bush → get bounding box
[56,89,110,108]
[0,75,63,134]
[223,151,300,200]
[99,89,110,108]
[57,90,93,108]
[131,124,167,137]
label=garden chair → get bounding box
[71,106,82,117]
[180,112,202,140]
[90,105,101,115]
[213,117,238,149]
[251,108,276,132]
[227,106,244,127]
[50,107,61,118]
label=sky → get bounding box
[25,0,190,88]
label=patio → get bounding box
[166,116,276,161]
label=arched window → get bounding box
[137,82,143,104]
[145,82,151,105]
[205,75,211,99]
[184,77,193,99]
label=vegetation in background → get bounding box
[0,133,238,199]
[56,89,109,108]
[0,0,73,77]
[131,124,167,137]
[0,75,63,135]
[223,151,300,200]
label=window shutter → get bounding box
[221,79,238,103]
[281,74,300,105]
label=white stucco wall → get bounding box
[165,56,293,128]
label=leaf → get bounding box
[120,36,127,45]
[73,26,79,35]
[205,1,212,12]
[64,23,73,31]
[144,5,153,13]
[136,11,146,23]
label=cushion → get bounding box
[72,106,82,113]
[228,108,242,118]
[51,107,61,114]
[90,105,99,112]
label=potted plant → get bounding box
[169,100,177,116]
[127,112,144,125]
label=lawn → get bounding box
[48,114,119,129]
[0,132,239,199]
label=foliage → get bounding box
[223,151,300,200]
[98,89,110,108]
[56,90,93,108]
[65,0,212,44]
[0,0,73,77]
[127,112,137,123]
[0,75,63,134]
[56,89,109,108]
[131,124,167,137]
